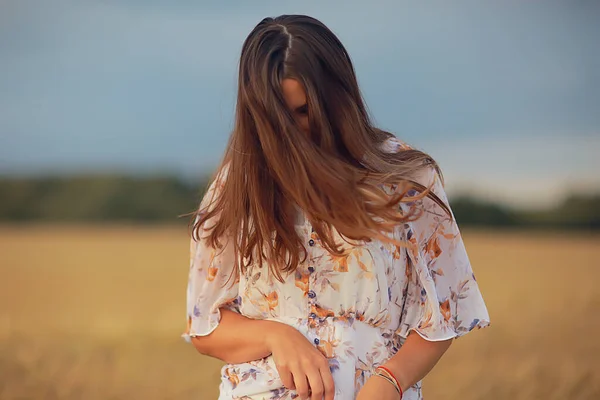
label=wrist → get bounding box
[375,365,403,398]
[380,361,409,394]
[262,320,290,350]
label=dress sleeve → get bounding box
[182,167,241,343]
[395,165,490,341]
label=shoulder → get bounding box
[378,135,443,190]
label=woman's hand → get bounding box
[356,374,401,400]
[264,323,335,400]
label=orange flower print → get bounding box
[336,313,351,325]
[337,307,359,324]
[312,304,335,319]
[264,291,279,311]
[408,236,419,261]
[440,299,451,322]
[426,235,442,259]
[357,254,375,280]
[317,339,335,358]
[207,266,218,282]
[224,367,240,388]
[331,253,349,272]
[355,309,366,322]
[295,270,309,296]
[205,249,219,281]
[419,308,434,331]
[392,244,402,260]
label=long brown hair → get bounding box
[192,15,449,282]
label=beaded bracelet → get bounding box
[374,366,403,398]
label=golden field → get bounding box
[0,226,598,400]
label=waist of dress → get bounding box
[260,315,400,358]
[261,314,396,331]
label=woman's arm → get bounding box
[190,308,276,363]
[191,308,336,400]
[383,332,453,392]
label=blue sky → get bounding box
[0,0,598,208]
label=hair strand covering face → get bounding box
[191,15,450,284]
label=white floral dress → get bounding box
[183,137,490,399]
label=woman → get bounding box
[183,15,489,400]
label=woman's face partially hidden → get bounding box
[281,78,309,134]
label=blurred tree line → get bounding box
[0,175,598,230]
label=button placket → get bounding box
[306,223,320,335]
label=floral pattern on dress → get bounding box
[183,137,490,400]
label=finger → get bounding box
[291,368,310,400]
[306,367,324,400]
[277,363,295,390]
[319,363,335,400]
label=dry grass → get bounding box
[0,225,598,399]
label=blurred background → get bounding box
[0,1,598,399]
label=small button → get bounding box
[308,239,315,246]
[309,312,317,319]
[308,290,316,298]
[308,266,315,273]
[314,338,320,345]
